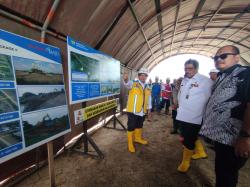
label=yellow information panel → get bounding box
[74,99,117,124]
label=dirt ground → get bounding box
[15,112,250,187]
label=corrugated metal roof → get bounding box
[0,0,249,71]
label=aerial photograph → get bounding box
[70,51,100,82]
[101,84,112,95]
[100,60,120,83]
[0,89,19,115]
[0,54,14,81]
[13,56,64,85]
[0,120,22,150]
[22,106,70,146]
[18,85,67,113]
[112,84,120,94]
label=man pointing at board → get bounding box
[123,68,152,153]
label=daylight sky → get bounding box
[12,56,62,74]
[22,106,67,125]
[18,85,64,97]
[148,54,216,83]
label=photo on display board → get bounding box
[0,120,22,150]
[70,51,100,82]
[22,106,70,146]
[13,56,64,85]
[0,54,14,81]
[18,85,67,113]
[112,84,120,94]
[100,61,120,83]
[0,29,71,163]
[101,84,108,94]
[0,89,19,115]
[100,84,112,95]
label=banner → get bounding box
[74,99,117,124]
[67,36,120,104]
[0,29,71,164]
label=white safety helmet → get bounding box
[138,68,149,76]
[210,69,219,73]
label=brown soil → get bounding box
[15,113,250,187]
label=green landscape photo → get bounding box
[71,51,100,82]
[0,89,19,114]
[0,54,14,81]
[0,120,22,150]
[22,107,70,146]
[13,56,64,85]
[18,85,67,113]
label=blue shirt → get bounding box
[152,82,161,96]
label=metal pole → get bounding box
[41,0,61,43]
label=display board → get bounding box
[67,36,120,104]
[0,29,71,164]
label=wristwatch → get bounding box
[239,130,250,138]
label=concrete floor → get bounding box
[15,112,250,187]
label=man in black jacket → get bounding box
[200,45,250,187]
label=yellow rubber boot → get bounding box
[177,147,193,173]
[134,128,148,145]
[127,131,135,153]
[192,139,208,160]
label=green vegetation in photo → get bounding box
[107,85,112,94]
[101,85,107,94]
[13,56,64,85]
[0,120,22,150]
[19,87,67,113]
[23,114,69,146]
[71,51,100,82]
[0,54,14,81]
[113,86,120,93]
[0,90,18,114]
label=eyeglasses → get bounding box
[184,67,195,70]
[213,53,238,62]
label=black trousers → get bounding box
[172,110,179,130]
[214,142,248,187]
[179,121,201,150]
[127,112,145,131]
[160,98,170,112]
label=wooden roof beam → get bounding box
[177,0,207,54]
[209,23,250,52]
[128,0,155,63]
[154,0,165,58]
[94,1,134,49]
[170,0,181,56]
[140,36,249,68]
[204,4,250,52]
[190,0,225,48]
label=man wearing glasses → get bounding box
[176,59,213,173]
[200,45,250,187]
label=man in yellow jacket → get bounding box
[123,68,152,153]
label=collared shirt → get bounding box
[161,83,172,99]
[200,64,250,146]
[176,73,213,125]
[123,80,152,116]
[152,82,161,96]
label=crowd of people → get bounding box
[123,45,250,187]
